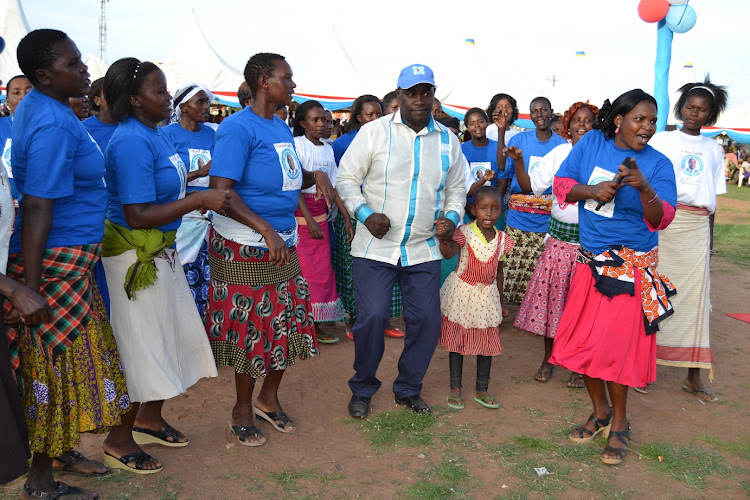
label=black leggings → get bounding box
[449,352,492,392]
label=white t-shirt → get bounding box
[530,142,578,224]
[294,135,338,194]
[486,124,519,146]
[648,130,725,213]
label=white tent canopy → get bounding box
[157,11,244,101]
[83,53,109,82]
[717,99,750,130]
[0,0,30,86]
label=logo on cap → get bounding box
[413,66,425,75]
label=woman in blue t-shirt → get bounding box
[7,29,130,500]
[207,52,336,447]
[548,89,677,466]
[162,82,216,321]
[100,58,231,475]
[462,108,499,207]
[497,97,567,304]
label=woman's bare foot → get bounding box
[52,450,108,476]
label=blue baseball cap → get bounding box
[397,64,436,90]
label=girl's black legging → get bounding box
[449,352,492,392]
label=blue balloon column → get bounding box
[638,0,698,131]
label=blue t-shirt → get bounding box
[462,139,499,203]
[9,91,107,253]
[555,130,677,254]
[105,117,188,233]
[0,116,20,200]
[211,107,302,233]
[500,130,566,233]
[332,130,358,166]
[161,122,215,192]
[83,115,118,152]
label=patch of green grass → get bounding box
[510,435,558,453]
[401,454,471,499]
[104,493,133,500]
[742,480,750,496]
[86,470,131,486]
[485,439,629,499]
[435,455,470,483]
[219,471,241,479]
[361,408,437,448]
[713,223,750,266]
[720,184,750,202]
[640,442,732,488]
[401,481,460,499]
[268,468,343,487]
[697,434,750,460]
[510,375,531,385]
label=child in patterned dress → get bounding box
[436,186,514,410]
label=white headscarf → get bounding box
[172,82,214,121]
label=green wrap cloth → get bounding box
[102,219,177,300]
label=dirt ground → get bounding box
[2,197,749,500]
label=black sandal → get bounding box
[52,450,108,477]
[104,451,162,475]
[132,424,188,447]
[569,411,612,443]
[23,480,97,499]
[254,407,296,434]
[229,422,266,447]
[601,429,631,465]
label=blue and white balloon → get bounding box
[666,4,697,33]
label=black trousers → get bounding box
[449,352,492,392]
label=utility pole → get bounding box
[98,0,109,62]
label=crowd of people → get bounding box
[0,28,730,498]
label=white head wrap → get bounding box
[172,82,214,121]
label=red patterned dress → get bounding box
[439,223,514,355]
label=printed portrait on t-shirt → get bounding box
[681,154,703,177]
[470,162,491,182]
[274,142,302,192]
[188,148,211,172]
[2,139,12,177]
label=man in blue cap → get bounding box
[337,64,467,418]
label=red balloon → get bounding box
[638,0,669,23]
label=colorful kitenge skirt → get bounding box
[6,246,130,457]
[502,225,546,304]
[514,236,579,338]
[656,207,713,376]
[205,229,319,378]
[332,212,402,320]
[295,194,345,322]
[183,240,211,322]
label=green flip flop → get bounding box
[446,395,465,410]
[474,395,500,409]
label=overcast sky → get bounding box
[16,0,750,116]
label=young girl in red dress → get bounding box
[436,187,514,410]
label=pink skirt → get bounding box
[548,262,656,387]
[295,194,344,322]
[514,237,578,338]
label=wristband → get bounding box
[445,211,460,227]
[643,193,659,206]
[354,204,374,224]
